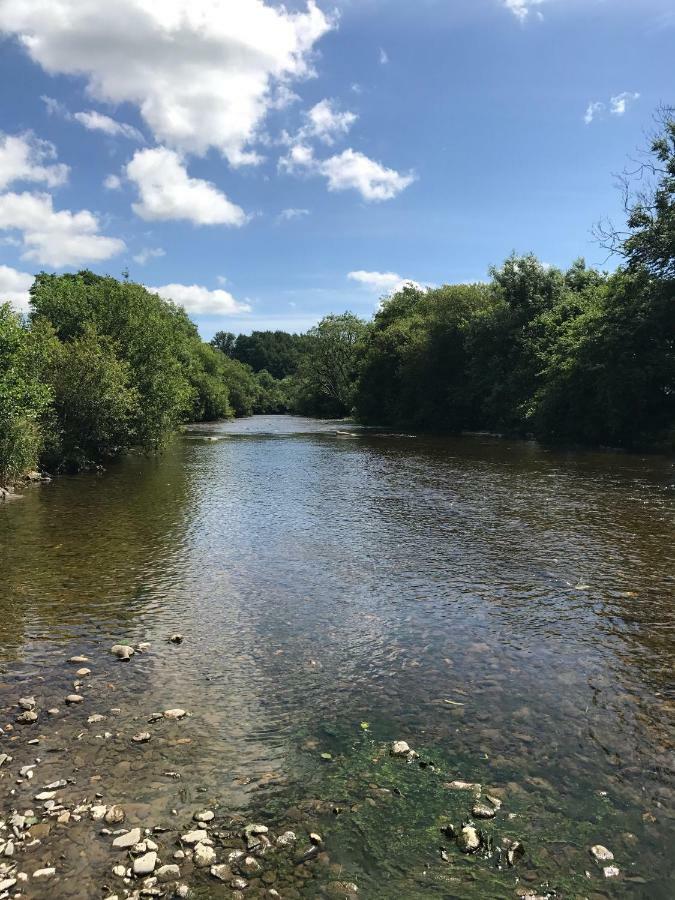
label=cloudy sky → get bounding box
[0,0,672,336]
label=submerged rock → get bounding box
[110,644,135,661]
[65,694,83,704]
[156,864,180,883]
[193,843,216,868]
[457,825,481,853]
[18,696,36,710]
[132,732,151,743]
[16,710,38,724]
[603,865,620,878]
[210,864,232,881]
[169,634,184,644]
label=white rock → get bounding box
[88,714,106,723]
[193,843,216,868]
[33,867,56,878]
[163,709,187,720]
[112,827,142,849]
[391,740,413,756]
[0,878,17,891]
[18,697,36,710]
[110,645,135,660]
[76,668,91,677]
[209,864,231,881]
[276,831,297,847]
[90,805,107,821]
[590,845,614,862]
[156,864,180,883]
[181,830,207,845]
[193,810,214,823]
[133,851,157,876]
[603,865,620,878]
[112,865,126,877]
[65,694,83,704]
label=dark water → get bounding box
[1,416,673,899]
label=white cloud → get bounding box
[379,47,389,65]
[610,91,640,116]
[0,191,125,267]
[0,132,69,190]
[348,270,424,295]
[133,246,165,265]
[103,173,122,190]
[277,207,310,222]
[126,147,247,226]
[302,99,357,145]
[0,0,334,166]
[0,264,33,312]
[73,110,144,141]
[503,0,545,21]
[148,282,251,316]
[280,145,415,202]
[585,92,640,124]
[584,101,604,125]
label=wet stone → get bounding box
[590,845,614,862]
[65,694,83,704]
[457,825,481,853]
[193,843,216,867]
[156,864,181,882]
[133,851,157,876]
[210,864,232,882]
[105,805,126,825]
[472,802,497,819]
[111,644,135,660]
[113,827,142,848]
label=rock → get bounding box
[472,802,496,819]
[309,832,322,845]
[112,865,127,877]
[210,864,232,882]
[173,850,185,860]
[231,878,248,891]
[457,825,481,853]
[88,714,106,723]
[444,781,482,794]
[169,634,184,644]
[16,710,38,724]
[33,867,56,879]
[0,753,11,767]
[502,838,525,866]
[132,732,151,743]
[18,696,36,710]
[112,828,142,848]
[35,791,57,801]
[163,709,187,720]
[76,668,91,677]
[239,856,261,876]
[65,694,83,704]
[105,806,125,825]
[69,656,89,664]
[0,879,17,892]
[48,708,60,716]
[180,830,207,845]
[193,810,214,823]
[156,864,180,883]
[133,851,157,876]
[276,831,297,847]
[603,865,620,878]
[390,740,411,756]
[193,843,216,868]
[90,805,108,820]
[110,644,135,660]
[174,885,190,898]
[590,845,614,862]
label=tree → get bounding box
[296,313,367,415]
[210,331,236,358]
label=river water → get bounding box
[0,415,673,899]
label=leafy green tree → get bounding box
[0,304,52,484]
[210,331,236,358]
[231,330,307,379]
[296,313,367,416]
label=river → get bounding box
[0,415,673,899]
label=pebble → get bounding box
[68,656,89,664]
[163,709,187,720]
[110,644,135,660]
[444,781,482,794]
[33,867,56,879]
[156,864,180,883]
[133,851,157,876]
[174,886,189,899]
[276,831,297,847]
[390,740,411,756]
[193,843,216,867]
[181,830,207,845]
[47,708,60,716]
[472,802,497,819]
[193,810,214,823]
[16,711,38,724]
[132,732,151,743]
[18,697,36,710]
[112,865,126,877]
[35,791,56,801]
[88,714,106,723]
[604,865,620,878]
[169,634,184,644]
[76,668,91,677]
[65,694,83,704]
[0,879,17,892]
[105,805,125,825]
[112,828,142,849]
[590,845,614,862]
[210,864,232,882]
[457,825,481,853]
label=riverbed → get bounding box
[0,416,673,899]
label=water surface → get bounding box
[1,416,673,898]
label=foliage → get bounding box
[0,304,52,484]
[295,313,367,416]
[213,329,307,379]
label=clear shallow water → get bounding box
[0,415,673,899]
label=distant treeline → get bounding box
[1,111,673,485]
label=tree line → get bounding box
[1,111,673,485]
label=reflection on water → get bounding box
[0,416,673,898]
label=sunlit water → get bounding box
[1,416,673,899]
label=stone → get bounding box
[209,864,232,882]
[603,865,620,878]
[65,694,83,704]
[169,634,184,644]
[180,830,207,845]
[113,828,142,849]
[390,740,411,756]
[47,708,60,716]
[457,825,481,853]
[444,780,482,794]
[326,883,359,897]
[132,732,151,743]
[35,791,56,801]
[111,644,135,660]
[33,867,56,878]
[76,668,91,677]
[193,843,216,868]
[16,710,38,723]
[18,697,36,710]
[105,806,125,825]
[69,656,89,664]
[0,879,17,892]
[174,886,190,899]
[276,831,297,847]
[133,851,157,876]
[112,865,127,877]
[472,802,496,819]
[90,805,108,820]
[156,864,180,883]
[163,709,187,720]
[590,845,614,862]
[309,832,322,845]
[88,714,106,723]
[239,856,261,876]
[193,810,214,823]
[231,878,248,891]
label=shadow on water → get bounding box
[0,416,673,898]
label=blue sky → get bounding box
[0,0,672,337]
